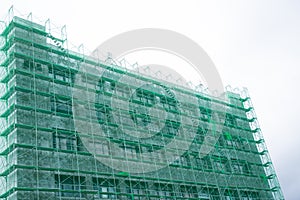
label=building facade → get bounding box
[0,14,284,200]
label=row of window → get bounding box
[97,85,243,128]
[49,67,74,83]
[97,81,179,114]
[200,107,238,127]
[22,59,180,112]
[22,59,75,84]
[21,60,243,129]
[55,174,85,198]
[54,174,259,199]
[218,133,251,151]
[23,60,43,72]
[52,132,252,175]
[21,59,245,129]
[177,156,252,175]
[96,105,240,130]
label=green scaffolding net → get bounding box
[0,6,284,200]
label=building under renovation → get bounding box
[0,9,284,200]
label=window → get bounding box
[214,161,224,172]
[180,155,191,167]
[200,107,211,121]
[136,89,155,105]
[157,150,166,164]
[202,157,213,170]
[36,63,42,71]
[23,59,43,72]
[51,96,73,115]
[231,160,247,174]
[93,178,117,199]
[167,99,177,111]
[121,144,139,159]
[243,162,251,174]
[223,132,242,149]
[224,189,239,200]
[225,113,237,127]
[195,157,202,169]
[231,161,251,175]
[240,191,256,200]
[180,185,197,198]
[209,188,220,199]
[198,187,219,200]
[104,81,115,93]
[198,192,211,200]
[213,158,230,173]
[93,141,110,156]
[232,163,243,173]
[126,181,147,200]
[98,79,115,93]
[240,191,259,200]
[24,60,33,70]
[165,121,179,136]
[172,157,181,165]
[55,174,85,198]
[96,104,112,123]
[115,86,130,98]
[129,108,151,127]
[196,127,207,144]
[53,131,78,151]
[161,96,177,112]
[150,183,173,199]
[48,67,74,83]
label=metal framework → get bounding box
[0,7,284,200]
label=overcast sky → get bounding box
[1,0,299,199]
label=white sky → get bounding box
[1,0,299,199]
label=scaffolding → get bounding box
[0,6,284,200]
